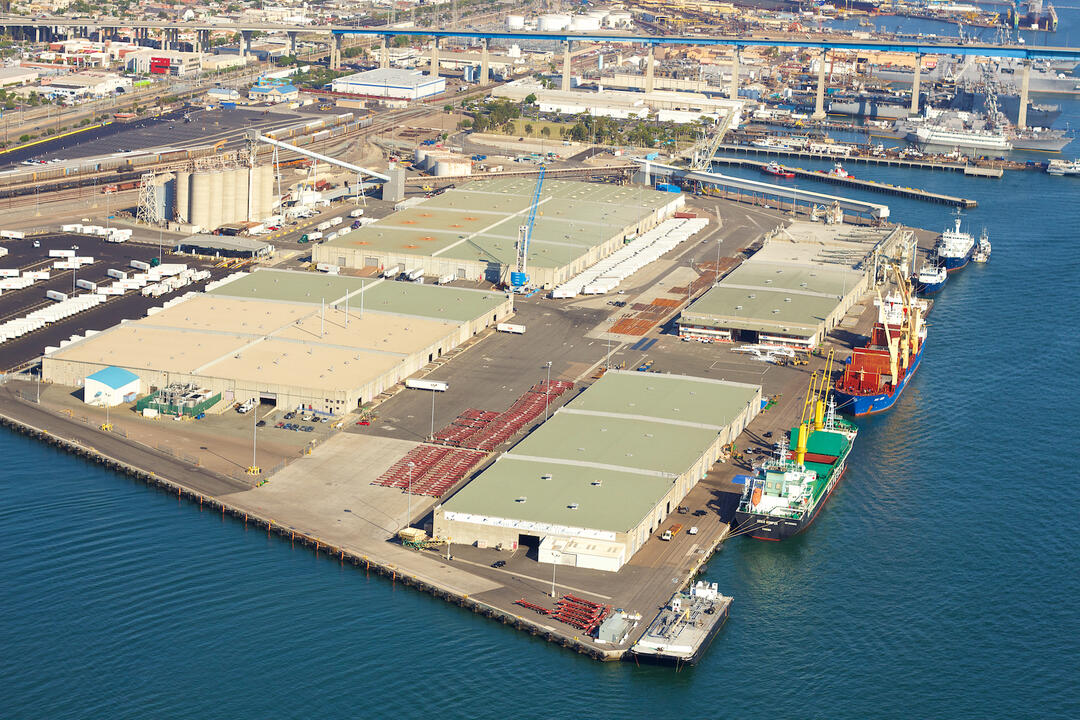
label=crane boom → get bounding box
[513,164,545,288]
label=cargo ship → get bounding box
[936,212,976,272]
[734,355,858,542]
[913,262,947,295]
[628,581,731,665]
[834,267,926,416]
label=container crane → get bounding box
[512,164,545,290]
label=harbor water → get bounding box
[5,33,1080,720]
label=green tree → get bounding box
[540,126,551,138]
[524,123,533,135]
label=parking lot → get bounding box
[0,233,226,371]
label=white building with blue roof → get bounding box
[83,366,140,407]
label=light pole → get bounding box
[429,388,436,442]
[544,361,552,421]
[406,461,415,528]
[550,550,560,598]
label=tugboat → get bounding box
[936,211,976,272]
[761,161,795,178]
[972,228,991,263]
[827,162,853,179]
[734,352,858,541]
[834,265,926,416]
[913,261,948,295]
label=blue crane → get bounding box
[512,164,545,290]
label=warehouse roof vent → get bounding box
[567,503,578,510]
[515,496,527,503]
[541,473,552,481]
[591,480,602,487]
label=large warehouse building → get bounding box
[677,223,905,348]
[313,179,685,288]
[330,68,446,99]
[433,371,761,572]
[43,269,513,414]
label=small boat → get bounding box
[972,228,991,263]
[761,161,795,178]
[914,262,947,295]
[827,162,852,179]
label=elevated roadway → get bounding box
[3,15,1079,60]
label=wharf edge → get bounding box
[0,403,731,664]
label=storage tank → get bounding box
[207,171,224,231]
[189,171,211,230]
[221,169,237,227]
[539,14,571,31]
[175,170,190,223]
[507,14,525,30]
[414,147,429,165]
[588,10,609,22]
[232,167,248,223]
[607,11,632,27]
[571,15,601,31]
[260,164,274,219]
[433,159,472,177]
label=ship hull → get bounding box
[834,343,924,417]
[915,276,947,295]
[939,251,972,273]
[735,463,847,542]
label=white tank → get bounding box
[207,171,224,231]
[588,10,609,22]
[232,167,249,223]
[414,147,429,165]
[571,16,600,31]
[539,14,571,31]
[175,171,190,223]
[221,169,237,226]
[607,11,632,27]
[259,164,274,219]
[507,15,525,30]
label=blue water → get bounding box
[5,40,1080,720]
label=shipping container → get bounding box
[496,323,527,334]
[349,208,365,218]
[405,379,448,392]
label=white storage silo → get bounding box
[221,169,237,226]
[571,15,600,31]
[232,167,248,224]
[539,14,571,31]
[189,171,211,230]
[175,171,190,223]
[207,171,224,231]
[260,164,274,218]
[507,15,525,30]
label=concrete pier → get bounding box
[561,41,571,92]
[910,54,921,116]
[1018,61,1031,129]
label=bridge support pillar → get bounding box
[644,44,654,94]
[380,35,389,69]
[240,30,252,59]
[910,54,921,116]
[1018,60,1030,129]
[430,37,440,76]
[480,38,490,84]
[330,33,343,70]
[561,41,571,92]
[285,31,297,57]
[729,47,739,100]
[197,29,211,54]
[812,49,827,120]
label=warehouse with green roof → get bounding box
[433,370,761,572]
[312,178,685,288]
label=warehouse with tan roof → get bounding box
[43,269,513,414]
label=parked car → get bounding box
[256,420,266,427]
[492,560,506,568]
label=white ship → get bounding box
[1047,159,1080,176]
[972,229,992,264]
[910,124,1013,154]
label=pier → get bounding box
[714,143,1007,177]
[707,157,979,208]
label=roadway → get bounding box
[3,15,1079,59]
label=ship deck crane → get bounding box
[513,164,545,290]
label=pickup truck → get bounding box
[660,523,684,541]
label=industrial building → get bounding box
[168,165,276,231]
[330,68,446,100]
[677,223,905,348]
[434,371,761,572]
[43,269,514,414]
[313,179,684,288]
[83,366,140,407]
[175,235,275,259]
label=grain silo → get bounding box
[221,169,238,227]
[175,170,190,223]
[207,171,224,231]
[260,164,274,219]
